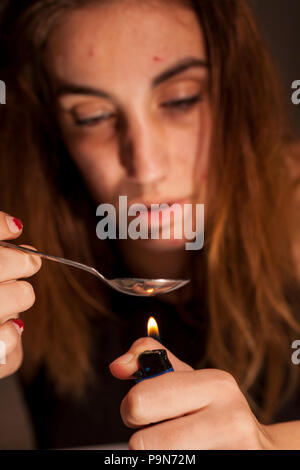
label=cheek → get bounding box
[165,126,200,178]
[164,107,210,173]
[165,109,211,204]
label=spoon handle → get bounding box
[0,241,105,280]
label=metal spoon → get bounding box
[0,241,190,297]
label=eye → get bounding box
[161,93,203,111]
[74,112,115,127]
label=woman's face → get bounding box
[45,0,211,250]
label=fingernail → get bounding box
[12,319,24,335]
[6,215,23,233]
[111,353,134,365]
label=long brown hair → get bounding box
[0,0,299,423]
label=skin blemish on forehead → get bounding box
[88,47,94,57]
[153,56,163,62]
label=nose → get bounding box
[118,113,168,186]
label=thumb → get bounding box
[109,336,193,380]
[0,211,23,240]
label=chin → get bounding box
[133,236,187,252]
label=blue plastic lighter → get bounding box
[133,349,174,383]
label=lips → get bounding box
[127,197,191,230]
[129,197,190,210]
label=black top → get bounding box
[17,286,300,449]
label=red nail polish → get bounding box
[13,319,24,331]
[12,218,23,231]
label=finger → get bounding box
[0,280,35,324]
[129,409,207,450]
[0,319,23,360]
[0,339,23,379]
[109,337,193,380]
[0,212,23,240]
[0,244,42,283]
[120,369,238,428]
[129,401,256,450]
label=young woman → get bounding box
[0,0,299,449]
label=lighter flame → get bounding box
[147,316,159,338]
[146,288,154,294]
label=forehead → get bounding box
[45,1,206,87]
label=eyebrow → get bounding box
[152,57,209,87]
[55,56,209,100]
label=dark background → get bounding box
[249,0,300,135]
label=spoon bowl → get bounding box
[109,277,190,296]
[0,241,190,296]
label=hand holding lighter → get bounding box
[133,349,174,383]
